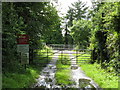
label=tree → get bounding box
[89,1,120,71]
[2,2,63,70]
[70,19,92,49]
[66,0,89,27]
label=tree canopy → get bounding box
[2,2,63,71]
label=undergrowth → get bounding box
[2,46,53,88]
[2,65,40,88]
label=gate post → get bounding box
[61,50,63,64]
[47,48,48,63]
[76,49,78,64]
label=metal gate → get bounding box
[47,44,92,65]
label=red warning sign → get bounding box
[17,34,29,44]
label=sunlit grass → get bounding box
[74,53,118,88]
[80,63,118,88]
[55,54,74,86]
[35,47,53,66]
[77,53,91,59]
[38,47,53,58]
[73,52,91,64]
[55,69,72,85]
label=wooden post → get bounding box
[76,49,78,64]
[47,48,48,63]
[25,64,27,70]
[61,50,63,64]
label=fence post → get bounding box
[47,48,48,63]
[76,49,77,64]
[61,50,63,64]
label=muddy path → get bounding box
[64,50,100,89]
[32,50,100,89]
[32,50,61,88]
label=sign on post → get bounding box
[17,34,29,64]
[17,34,29,44]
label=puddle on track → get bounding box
[32,50,61,88]
[69,50,100,89]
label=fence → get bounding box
[36,44,92,66]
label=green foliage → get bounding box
[2,47,53,88]
[66,0,89,27]
[65,0,90,47]
[2,2,63,70]
[70,19,92,49]
[2,2,63,88]
[89,2,120,72]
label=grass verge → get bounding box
[76,53,118,88]
[55,54,74,87]
[2,65,40,88]
[2,46,53,88]
[80,63,118,88]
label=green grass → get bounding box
[2,65,40,88]
[32,47,53,67]
[2,47,53,88]
[55,54,74,86]
[80,63,118,88]
[73,53,91,64]
[35,47,53,65]
[77,53,91,60]
[74,53,118,88]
